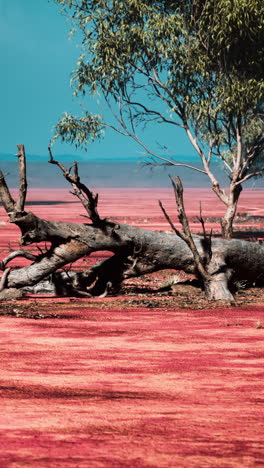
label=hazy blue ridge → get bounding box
[0,154,263,189]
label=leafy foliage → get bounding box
[54,112,104,148]
[53,0,264,183]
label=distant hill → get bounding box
[0,155,263,189]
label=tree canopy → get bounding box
[53,0,264,236]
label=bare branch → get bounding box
[15,144,28,212]
[104,97,208,174]
[0,250,38,270]
[0,268,10,292]
[216,152,233,173]
[158,199,185,241]
[152,158,208,174]
[206,139,214,165]
[0,144,28,214]
[160,176,211,281]
[197,202,212,262]
[235,169,264,185]
[197,202,207,238]
[48,146,102,225]
[125,100,185,128]
[241,136,264,176]
[101,121,130,137]
[0,171,15,212]
[184,125,229,205]
[130,61,184,122]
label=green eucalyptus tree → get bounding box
[53,0,264,239]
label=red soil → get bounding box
[0,304,263,467]
[0,189,263,467]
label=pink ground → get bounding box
[0,189,263,467]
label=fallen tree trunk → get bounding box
[1,210,264,299]
[0,146,263,301]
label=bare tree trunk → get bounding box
[220,184,242,240]
[1,213,264,299]
[204,252,234,301]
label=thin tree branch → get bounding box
[103,97,208,174]
[125,100,184,128]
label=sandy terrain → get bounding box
[0,188,263,467]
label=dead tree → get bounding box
[160,177,234,300]
[0,146,263,301]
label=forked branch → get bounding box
[0,144,27,213]
[159,176,210,281]
[159,176,235,301]
[48,145,102,225]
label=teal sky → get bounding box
[0,0,196,162]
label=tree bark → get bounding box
[220,184,242,240]
[1,210,263,300]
